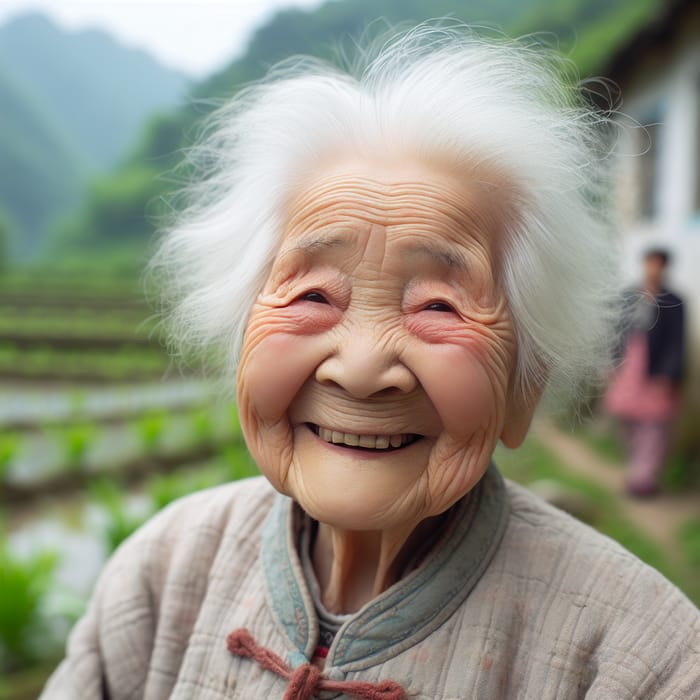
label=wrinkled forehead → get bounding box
[278,157,513,265]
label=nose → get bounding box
[314,332,417,398]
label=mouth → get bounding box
[306,423,423,452]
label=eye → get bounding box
[300,291,329,304]
[423,301,454,313]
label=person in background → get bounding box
[605,247,685,497]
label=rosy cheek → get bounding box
[238,310,336,426]
[404,325,503,438]
[426,346,496,431]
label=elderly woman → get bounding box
[42,26,698,700]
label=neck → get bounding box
[312,513,449,613]
[644,279,662,296]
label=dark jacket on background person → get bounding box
[617,288,685,384]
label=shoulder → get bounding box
[493,478,700,696]
[501,477,691,609]
[99,476,277,601]
[659,288,684,305]
[134,475,276,543]
[41,477,278,698]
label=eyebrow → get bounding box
[285,233,468,273]
[399,241,468,273]
[287,233,353,255]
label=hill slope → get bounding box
[0,12,189,257]
[55,0,666,258]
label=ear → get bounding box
[500,380,545,448]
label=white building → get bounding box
[605,0,700,340]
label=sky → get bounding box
[0,0,327,78]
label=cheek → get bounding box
[407,334,510,437]
[237,309,336,426]
[423,347,497,432]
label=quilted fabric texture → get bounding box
[40,473,700,699]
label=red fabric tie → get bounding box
[226,628,406,700]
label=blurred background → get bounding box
[0,0,698,695]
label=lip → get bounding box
[304,422,424,456]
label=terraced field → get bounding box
[0,272,253,697]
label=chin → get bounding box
[282,423,434,531]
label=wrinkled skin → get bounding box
[237,157,539,611]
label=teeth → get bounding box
[359,434,376,448]
[344,433,360,446]
[313,425,415,450]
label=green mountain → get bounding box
[0,12,189,257]
[56,0,665,259]
[0,61,87,257]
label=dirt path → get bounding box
[533,421,700,567]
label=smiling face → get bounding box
[237,157,536,532]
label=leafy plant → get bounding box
[90,481,148,554]
[148,473,192,512]
[136,411,168,454]
[55,422,96,471]
[190,407,214,443]
[0,433,19,482]
[0,532,57,672]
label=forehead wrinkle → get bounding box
[288,175,500,237]
[282,171,509,278]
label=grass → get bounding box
[679,518,700,568]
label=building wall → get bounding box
[614,40,700,344]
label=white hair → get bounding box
[151,22,621,406]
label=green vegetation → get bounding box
[0,531,57,672]
[90,450,258,556]
[0,434,19,482]
[0,207,14,271]
[567,417,625,463]
[54,423,96,471]
[136,411,168,454]
[45,0,667,262]
[90,481,149,554]
[191,407,214,443]
[571,414,700,492]
[679,519,700,568]
[0,13,188,259]
[0,345,169,382]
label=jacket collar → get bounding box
[262,464,509,672]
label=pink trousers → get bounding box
[621,420,673,495]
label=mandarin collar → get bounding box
[261,463,509,672]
